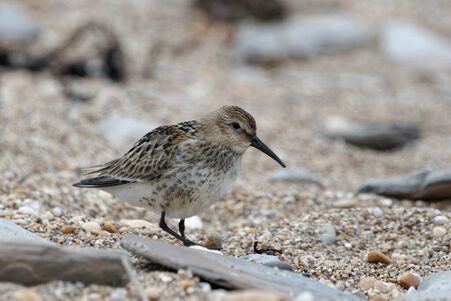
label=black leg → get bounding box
[159,211,196,246]
[179,219,185,238]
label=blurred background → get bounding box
[1,0,451,193]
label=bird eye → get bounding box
[232,122,240,129]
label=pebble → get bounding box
[144,286,161,300]
[333,199,356,208]
[367,250,392,264]
[404,255,420,265]
[82,221,101,234]
[433,215,449,225]
[17,206,37,216]
[51,207,63,217]
[103,222,117,233]
[432,226,446,238]
[240,254,293,271]
[179,280,195,290]
[61,225,75,234]
[380,243,391,252]
[119,219,160,231]
[374,280,394,293]
[219,289,287,301]
[184,216,203,230]
[398,272,420,289]
[371,207,384,217]
[367,297,384,301]
[359,277,376,290]
[11,289,43,301]
[319,223,336,244]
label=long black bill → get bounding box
[251,136,286,168]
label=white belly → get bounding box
[101,158,241,218]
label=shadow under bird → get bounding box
[73,105,286,247]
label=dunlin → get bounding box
[74,105,285,246]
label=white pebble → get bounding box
[184,216,203,230]
[433,216,449,225]
[344,242,352,249]
[17,206,37,216]
[51,207,63,217]
[319,223,336,244]
[159,274,172,282]
[82,221,101,233]
[432,226,446,238]
[282,195,296,203]
[381,198,393,207]
[371,207,384,217]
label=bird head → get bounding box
[202,105,286,167]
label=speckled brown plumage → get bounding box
[73,105,285,247]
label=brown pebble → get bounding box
[368,250,392,264]
[374,280,394,293]
[179,280,195,290]
[61,225,75,234]
[398,272,420,289]
[359,277,376,290]
[145,286,161,300]
[404,255,420,265]
[103,222,117,233]
[368,296,385,301]
[12,289,42,301]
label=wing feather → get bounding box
[74,122,199,188]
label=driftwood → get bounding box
[0,242,129,287]
[121,234,362,301]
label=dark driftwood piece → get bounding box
[121,234,363,301]
[0,242,130,286]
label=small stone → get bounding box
[82,221,101,234]
[398,272,420,289]
[319,223,336,244]
[61,225,75,234]
[240,254,292,271]
[184,216,203,230]
[189,245,223,255]
[432,226,446,238]
[17,206,37,216]
[380,243,391,252]
[371,207,384,217]
[359,277,376,290]
[367,250,392,264]
[144,286,161,300]
[404,255,420,265]
[179,280,195,290]
[367,297,384,301]
[11,289,42,301]
[103,222,117,233]
[333,199,356,208]
[433,216,449,225]
[119,219,160,231]
[374,280,394,293]
[219,289,287,301]
[51,207,63,217]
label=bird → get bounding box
[73,105,286,247]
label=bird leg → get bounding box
[159,211,196,247]
[179,219,185,238]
